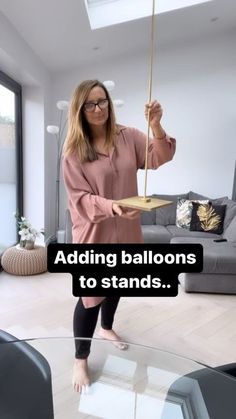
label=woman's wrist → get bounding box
[155,132,166,140]
[152,123,166,140]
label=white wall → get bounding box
[0,11,52,240]
[51,30,236,230]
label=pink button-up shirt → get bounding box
[62,125,176,307]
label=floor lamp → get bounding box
[47,100,69,242]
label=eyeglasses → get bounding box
[83,99,109,113]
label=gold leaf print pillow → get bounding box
[190,202,227,235]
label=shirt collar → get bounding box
[116,124,126,135]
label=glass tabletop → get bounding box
[0,335,235,419]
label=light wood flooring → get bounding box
[0,270,236,368]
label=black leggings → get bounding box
[73,296,120,359]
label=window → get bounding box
[0,71,23,254]
[85,0,213,29]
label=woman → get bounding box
[62,79,176,393]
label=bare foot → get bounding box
[98,328,128,350]
[72,358,90,393]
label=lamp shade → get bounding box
[47,125,59,135]
[113,99,124,108]
[56,100,69,110]
[103,80,115,91]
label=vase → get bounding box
[20,239,35,250]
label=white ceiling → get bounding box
[0,0,235,73]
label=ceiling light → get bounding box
[103,80,115,91]
[113,99,124,107]
[47,125,59,135]
[56,101,69,110]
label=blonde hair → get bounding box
[63,79,117,162]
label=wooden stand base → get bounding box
[115,196,172,212]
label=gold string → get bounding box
[143,0,156,202]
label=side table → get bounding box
[1,245,47,276]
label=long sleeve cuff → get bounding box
[105,199,115,217]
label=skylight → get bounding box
[85,0,213,30]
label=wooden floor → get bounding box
[0,270,236,368]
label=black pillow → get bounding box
[190,202,226,235]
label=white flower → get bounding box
[27,233,35,241]
[31,228,40,238]
[19,232,28,241]
[19,228,29,236]
[15,214,43,242]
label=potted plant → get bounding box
[14,213,44,250]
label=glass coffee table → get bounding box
[0,335,236,419]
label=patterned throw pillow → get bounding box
[176,199,209,229]
[190,202,227,235]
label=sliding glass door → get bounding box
[0,71,23,253]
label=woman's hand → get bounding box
[112,203,141,219]
[145,100,166,139]
[145,100,162,126]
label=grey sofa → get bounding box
[141,191,236,294]
[64,190,236,294]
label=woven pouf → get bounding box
[2,245,47,276]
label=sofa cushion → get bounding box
[188,191,209,200]
[223,215,236,242]
[221,197,236,230]
[150,193,189,226]
[190,203,226,235]
[140,210,156,225]
[171,236,236,274]
[212,196,228,205]
[167,225,222,239]
[179,272,236,294]
[141,225,172,243]
[176,199,209,230]
[189,191,227,206]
